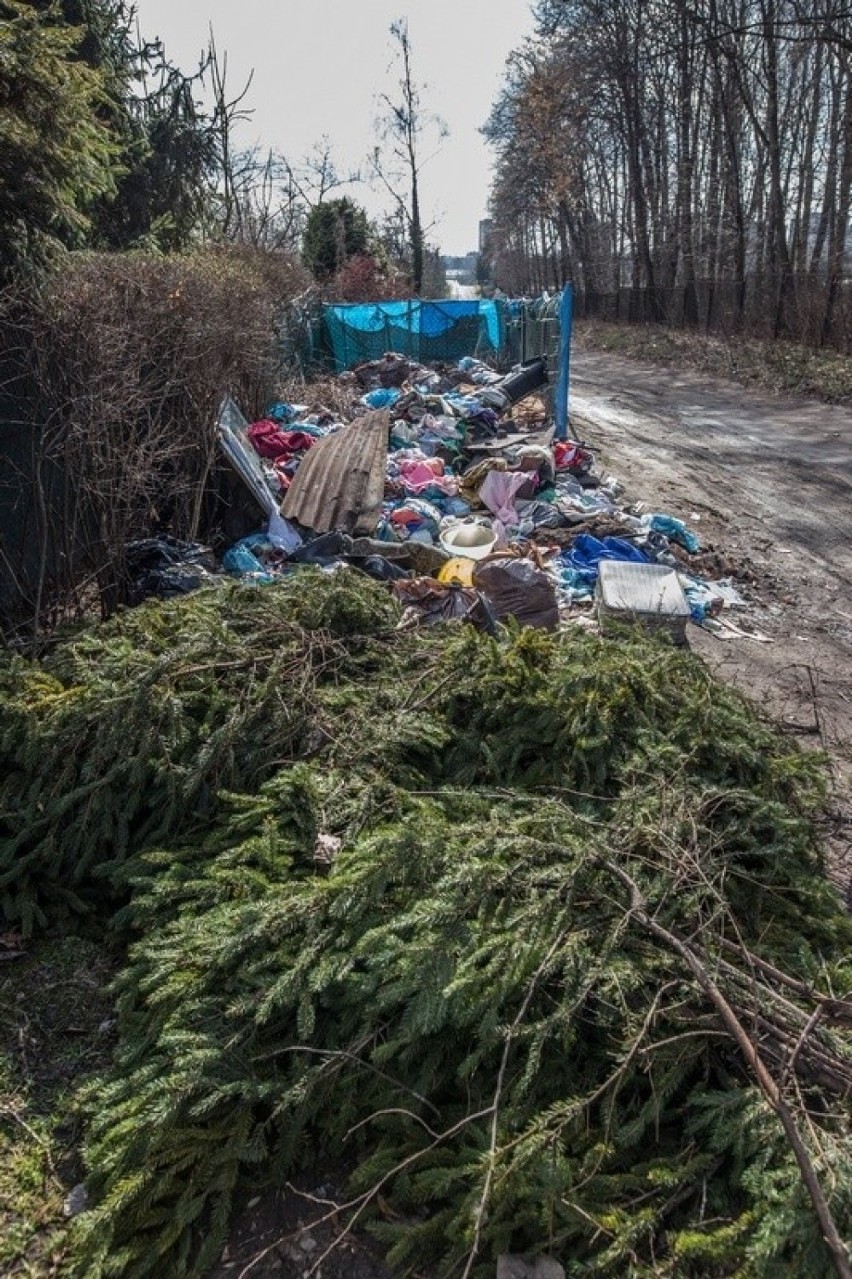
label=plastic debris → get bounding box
[212,347,749,641]
[392,577,495,630]
[439,523,498,559]
[642,512,701,554]
[596,561,691,643]
[472,556,559,630]
[124,537,219,604]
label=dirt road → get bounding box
[570,349,852,893]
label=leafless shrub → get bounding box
[0,246,311,645]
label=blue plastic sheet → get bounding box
[323,300,504,370]
[561,534,650,585]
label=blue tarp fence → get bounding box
[320,299,507,370]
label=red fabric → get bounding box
[278,431,317,454]
[554,440,593,474]
[248,420,287,459]
[247,421,317,462]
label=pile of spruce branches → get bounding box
[1,573,850,1279]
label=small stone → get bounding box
[63,1183,88,1217]
[497,1258,533,1279]
[313,833,342,865]
[533,1261,565,1279]
[299,1233,318,1253]
[496,1256,565,1279]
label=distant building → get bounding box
[442,251,479,286]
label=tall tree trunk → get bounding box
[793,42,824,276]
[759,0,793,336]
[810,62,843,276]
[676,0,699,325]
[821,58,852,344]
[410,169,423,295]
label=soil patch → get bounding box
[571,347,852,895]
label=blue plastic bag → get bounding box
[265,401,300,424]
[643,513,700,554]
[361,387,401,409]
[222,534,278,583]
[562,534,649,585]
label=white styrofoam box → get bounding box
[595,560,691,643]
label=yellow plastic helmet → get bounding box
[437,557,476,587]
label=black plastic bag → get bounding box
[392,578,496,631]
[124,537,218,604]
[472,556,559,630]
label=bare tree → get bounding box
[372,18,447,294]
[206,31,255,241]
[288,136,361,211]
[485,0,852,348]
[206,46,356,253]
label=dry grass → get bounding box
[574,319,852,404]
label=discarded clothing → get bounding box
[388,498,443,541]
[247,422,318,464]
[247,420,290,460]
[554,440,594,476]
[515,499,571,532]
[458,355,501,385]
[396,458,460,497]
[479,470,531,525]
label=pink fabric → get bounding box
[398,460,459,496]
[479,470,529,525]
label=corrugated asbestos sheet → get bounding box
[282,409,390,535]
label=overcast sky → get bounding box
[133,0,535,256]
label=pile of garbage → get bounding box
[149,351,749,640]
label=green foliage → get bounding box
[302,197,370,280]
[0,0,225,275]
[93,69,218,253]
[0,573,399,930]
[0,0,118,280]
[73,785,851,1279]
[0,577,849,1277]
